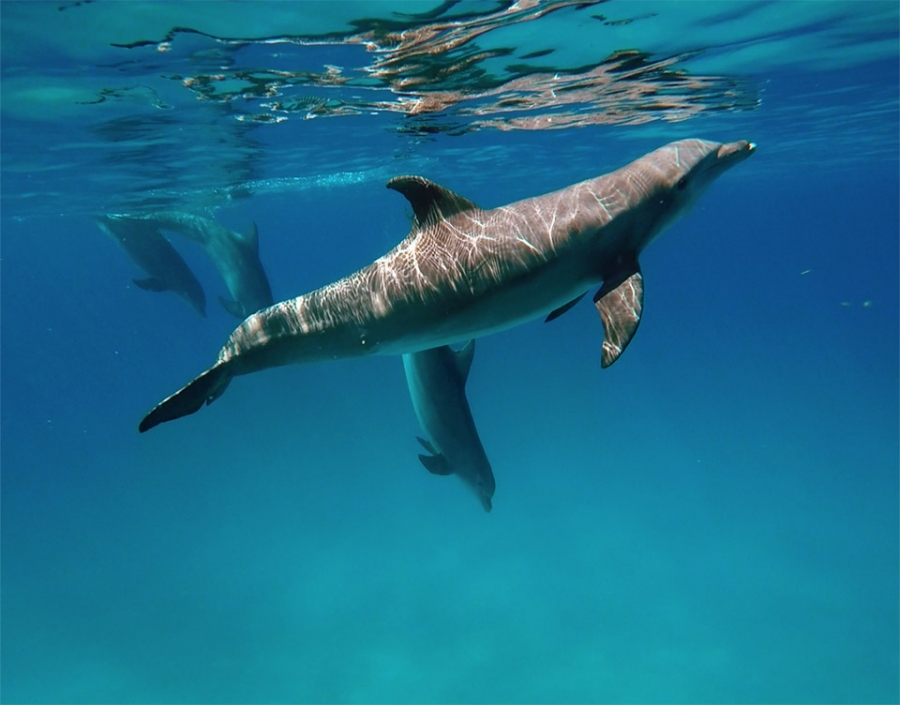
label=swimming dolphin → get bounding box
[139,138,755,433]
[139,211,274,319]
[96,215,207,317]
[403,341,496,512]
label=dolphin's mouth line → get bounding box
[699,141,755,179]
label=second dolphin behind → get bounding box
[403,341,495,512]
[96,214,207,317]
[138,211,274,319]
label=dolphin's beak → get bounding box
[717,140,756,163]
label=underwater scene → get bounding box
[1,2,898,703]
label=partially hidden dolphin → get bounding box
[139,138,754,433]
[139,211,274,319]
[403,341,496,512]
[96,214,207,317]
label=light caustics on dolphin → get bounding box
[403,341,496,513]
[138,138,755,433]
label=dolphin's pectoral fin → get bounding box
[545,293,587,322]
[454,340,475,383]
[387,176,479,229]
[416,436,438,455]
[418,452,453,476]
[133,277,168,292]
[594,263,644,368]
[139,362,232,433]
[218,296,246,319]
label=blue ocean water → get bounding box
[1,2,898,703]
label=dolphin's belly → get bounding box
[376,264,599,354]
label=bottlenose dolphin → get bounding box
[139,138,754,433]
[96,215,207,317]
[139,211,274,319]
[403,341,496,512]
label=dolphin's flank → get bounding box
[139,138,755,433]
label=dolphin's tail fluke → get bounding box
[139,362,232,433]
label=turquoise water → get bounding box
[2,2,898,703]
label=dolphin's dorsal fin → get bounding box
[454,340,475,383]
[545,292,587,322]
[418,452,453,476]
[387,176,479,229]
[133,277,167,292]
[594,259,643,368]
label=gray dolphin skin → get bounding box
[140,211,274,319]
[403,341,496,512]
[139,138,755,433]
[96,215,207,317]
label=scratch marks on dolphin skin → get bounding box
[591,192,614,221]
[545,208,560,252]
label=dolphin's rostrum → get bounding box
[139,138,755,433]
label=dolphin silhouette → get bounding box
[96,215,207,317]
[140,211,274,319]
[403,341,495,512]
[139,139,755,433]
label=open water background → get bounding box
[2,2,898,703]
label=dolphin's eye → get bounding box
[676,177,688,190]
